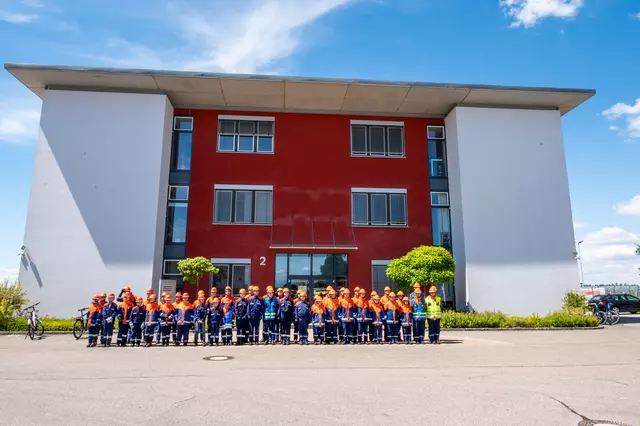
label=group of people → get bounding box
[85,282,443,348]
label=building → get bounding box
[5,63,594,317]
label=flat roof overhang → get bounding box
[4,63,595,117]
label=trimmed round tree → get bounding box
[177,257,219,295]
[386,246,455,293]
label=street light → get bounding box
[576,240,585,285]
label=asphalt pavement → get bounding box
[1,316,639,426]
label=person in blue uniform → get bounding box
[100,292,118,347]
[235,288,249,345]
[294,292,312,345]
[279,288,294,345]
[130,297,146,347]
[207,297,223,345]
[86,295,102,348]
[247,286,263,345]
[262,286,280,344]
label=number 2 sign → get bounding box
[259,256,266,266]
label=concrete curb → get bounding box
[0,331,75,335]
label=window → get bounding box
[166,202,188,243]
[168,186,189,201]
[428,140,447,177]
[210,258,251,294]
[171,116,193,171]
[432,207,451,249]
[217,116,274,153]
[351,188,407,226]
[431,192,449,206]
[213,184,273,224]
[625,295,639,302]
[427,125,445,139]
[351,120,404,157]
[163,260,181,275]
[371,262,397,294]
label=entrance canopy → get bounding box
[4,63,595,117]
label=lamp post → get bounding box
[576,240,585,285]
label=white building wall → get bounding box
[445,106,579,316]
[19,90,173,317]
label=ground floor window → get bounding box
[371,261,397,294]
[275,253,347,296]
[210,258,251,294]
[432,207,451,250]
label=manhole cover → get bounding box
[578,421,635,426]
[203,355,233,362]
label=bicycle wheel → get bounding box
[608,310,620,325]
[595,311,605,325]
[27,323,34,340]
[73,319,84,340]
[34,319,45,337]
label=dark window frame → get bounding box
[217,118,274,154]
[213,189,273,224]
[170,115,194,171]
[351,124,405,158]
[351,191,408,227]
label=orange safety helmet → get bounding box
[136,297,143,302]
[283,287,290,293]
[384,286,391,292]
[373,295,380,302]
[413,282,421,288]
[329,290,337,297]
[253,286,260,292]
[146,287,153,293]
[182,293,189,299]
[175,292,182,298]
[389,292,396,298]
[343,288,350,295]
[149,294,157,301]
[123,286,131,292]
[403,297,409,302]
[266,286,274,293]
[359,289,366,295]
[428,286,437,293]
[327,286,334,292]
[414,288,422,295]
[354,286,360,292]
[239,288,247,295]
[397,291,404,297]
[100,292,106,298]
[299,291,308,298]
[108,292,115,298]
[212,297,220,304]
[314,295,322,302]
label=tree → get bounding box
[386,246,455,293]
[177,257,219,295]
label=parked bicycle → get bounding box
[22,302,44,340]
[73,308,88,340]
[590,302,620,325]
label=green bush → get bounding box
[1,318,75,332]
[0,283,29,330]
[441,310,598,328]
[562,291,588,312]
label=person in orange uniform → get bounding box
[144,288,154,305]
[395,291,405,341]
[220,286,235,345]
[193,291,207,346]
[86,295,102,347]
[159,294,176,346]
[116,292,134,346]
[368,291,378,342]
[400,297,413,344]
[207,287,219,306]
[384,292,399,344]
[175,292,194,346]
[311,295,326,345]
[339,289,356,345]
[323,289,341,344]
[369,294,385,344]
[354,289,370,344]
[171,292,182,344]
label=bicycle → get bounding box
[73,308,88,340]
[22,302,44,340]
[591,303,620,325]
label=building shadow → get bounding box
[20,248,43,289]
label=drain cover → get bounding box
[203,355,233,361]
[578,421,635,426]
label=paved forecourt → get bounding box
[1,320,639,426]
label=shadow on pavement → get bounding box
[617,314,640,324]
[439,339,464,344]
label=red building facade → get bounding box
[177,108,443,296]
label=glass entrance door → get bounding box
[275,253,348,297]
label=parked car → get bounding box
[588,294,640,314]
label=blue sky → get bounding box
[0,0,638,284]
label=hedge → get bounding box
[441,310,599,328]
[0,311,599,332]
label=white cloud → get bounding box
[0,10,37,23]
[615,195,640,216]
[0,101,41,145]
[81,38,165,69]
[177,0,355,73]
[602,98,640,139]
[500,0,584,28]
[577,227,640,284]
[608,125,618,131]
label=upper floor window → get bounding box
[430,192,449,207]
[214,184,273,224]
[351,188,407,227]
[168,186,189,201]
[351,120,404,157]
[171,116,193,171]
[427,125,446,178]
[218,115,274,154]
